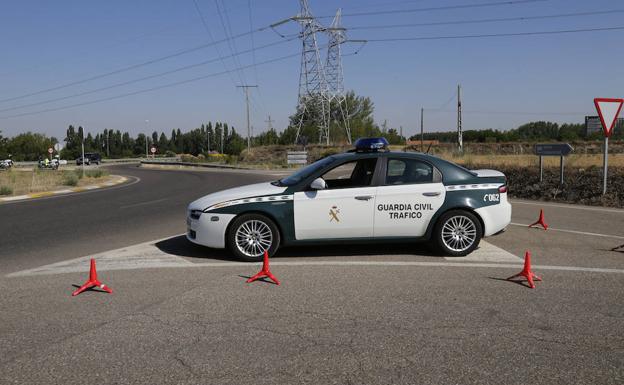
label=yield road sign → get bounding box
[594,98,623,137]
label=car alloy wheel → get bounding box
[434,210,482,257]
[441,215,477,253]
[234,219,274,258]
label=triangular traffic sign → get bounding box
[594,98,623,137]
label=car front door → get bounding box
[294,158,378,240]
[374,157,446,237]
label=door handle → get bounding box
[354,195,373,201]
[422,192,441,197]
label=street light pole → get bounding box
[145,120,149,158]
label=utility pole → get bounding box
[457,84,463,153]
[106,129,110,158]
[420,108,424,152]
[237,85,258,152]
[206,130,210,153]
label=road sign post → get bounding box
[150,147,156,159]
[534,143,573,184]
[594,98,624,195]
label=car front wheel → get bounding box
[227,214,280,262]
[434,210,482,256]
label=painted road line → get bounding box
[9,238,620,278]
[120,198,169,209]
[7,235,193,277]
[53,189,74,194]
[510,222,624,240]
[444,241,523,262]
[510,199,624,214]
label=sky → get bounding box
[0,0,623,140]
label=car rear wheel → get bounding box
[227,214,280,262]
[434,210,482,256]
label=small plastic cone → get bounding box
[72,258,113,296]
[246,251,280,285]
[507,251,542,289]
[528,209,548,230]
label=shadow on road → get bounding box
[155,235,441,262]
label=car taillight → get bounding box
[498,185,508,193]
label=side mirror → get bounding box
[309,177,327,190]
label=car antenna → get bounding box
[425,142,433,154]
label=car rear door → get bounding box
[374,157,446,237]
[294,158,378,240]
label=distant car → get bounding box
[86,153,101,165]
[76,156,90,166]
[76,153,101,165]
[187,137,512,261]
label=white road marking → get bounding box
[120,198,169,209]
[510,222,624,240]
[443,241,523,262]
[7,236,193,277]
[53,189,74,194]
[510,199,624,214]
[8,238,622,278]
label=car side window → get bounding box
[321,158,377,189]
[385,158,434,185]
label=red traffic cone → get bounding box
[528,209,548,230]
[507,251,542,289]
[246,251,280,285]
[72,259,113,296]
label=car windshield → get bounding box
[273,156,336,186]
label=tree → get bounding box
[7,132,56,161]
[288,91,380,145]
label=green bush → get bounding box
[85,169,107,178]
[0,186,12,195]
[165,150,177,157]
[63,174,79,186]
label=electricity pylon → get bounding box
[293,0,330,145]
[325,8,351,144]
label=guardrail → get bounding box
[140,160,249,170]
[12,157,179,167]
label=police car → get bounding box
[187,138,511,261]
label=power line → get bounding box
[0,50,304,120]
[0,37,297,113]
[214,0,248,86]
[358,26,624,43]
[317,0,549,19]
[192,0,239,86]
[348,10,624,31]
[0,20,282,105]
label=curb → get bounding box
[0,175,128,203]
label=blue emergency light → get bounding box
[353,137,389,152]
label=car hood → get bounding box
[188,182,287,211]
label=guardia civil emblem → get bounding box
[329,205,340,222]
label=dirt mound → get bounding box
[468,164,624,207]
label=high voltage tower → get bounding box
[292,0,351,145]
[293,0,329,145]
[325,9,352,144]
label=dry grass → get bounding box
[439,153,624,168]
[0,169,110,196]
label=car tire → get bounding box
[227,213,280,262]
[433,210,482,257]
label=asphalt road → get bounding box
[1,164,622,385]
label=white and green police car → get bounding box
[187,138,511,261]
